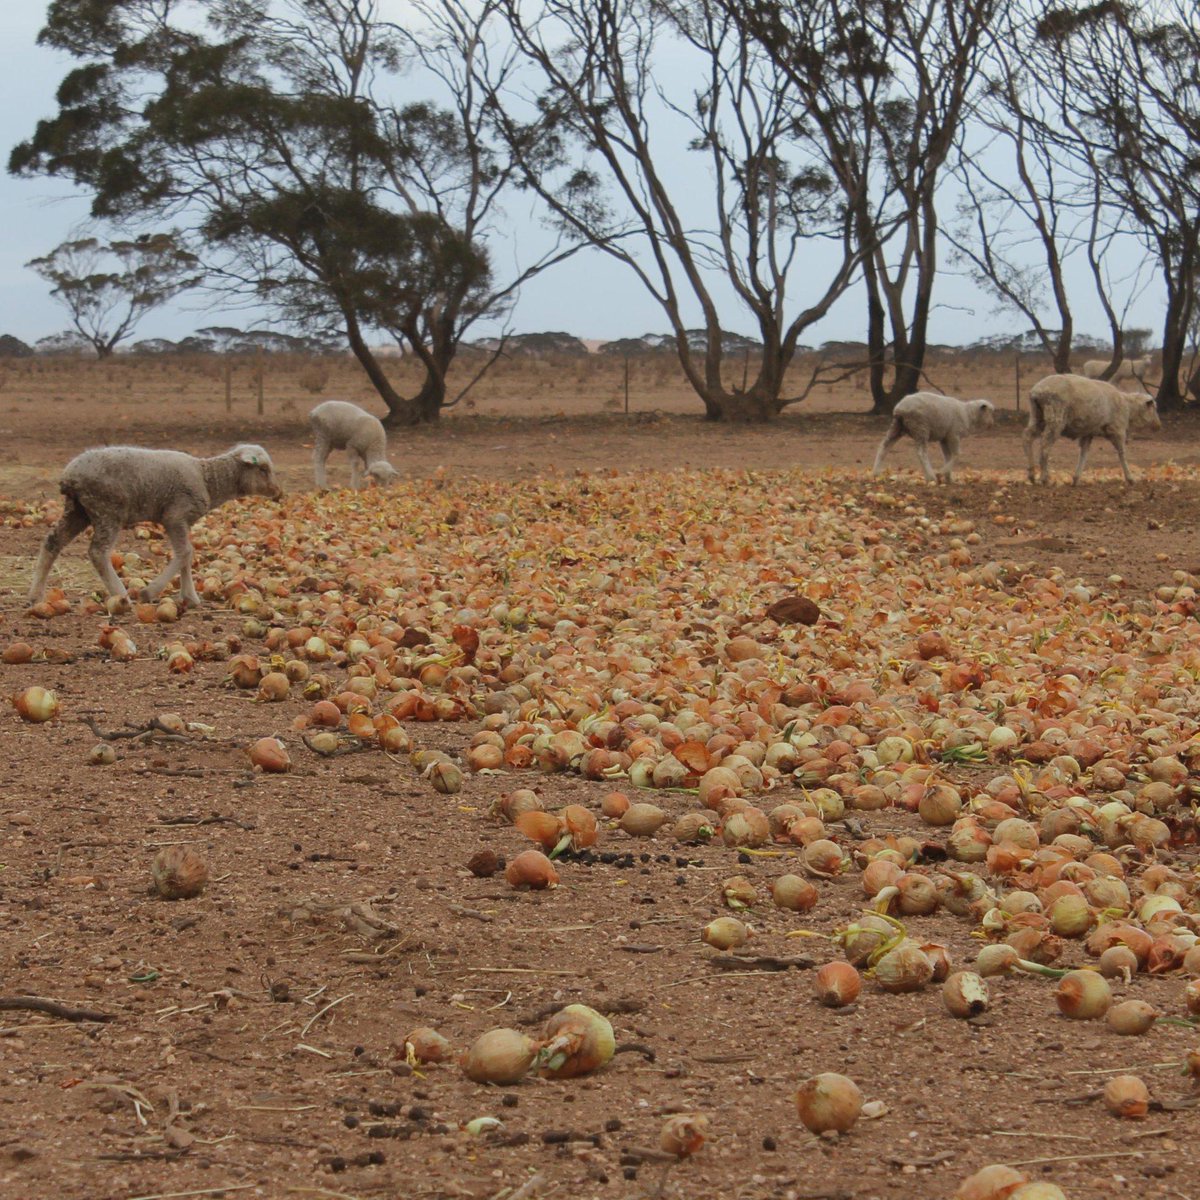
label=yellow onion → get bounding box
[702,916,749,950]
[673,812,716,843]
[256,671,290,702]
[12,686,59,723]
[660,1112,709,1158]
[404,1027,452,1064]
[943,971,989,1018]
[1102,1074,1149,1119]
[538,1004,615,1079]
[814,961,861,1008]
[88,743,116,766]
[874,940,933,993]
[461,1028,538,1085]
[771,874,819,913]
[514,809,564,850]
[619,802,667,837]
[918,782,962,826]
[953,1164,1027,1200]
[1,641,34,664]
[150,846,208,900]
[897,873,939,916]
[601,791,630,818]
[803,838,845,876]
[1107,1000,1157,1036]
[795,1072,862,1134]
[722,807,769,848]
[1047,893,1093,938]
[426,761,463,794]
[862,858,904,897]
[505,850,559,890]
[248,736,291,773]
[1098,945,1139,981]
[1184,979,1200,1016]
[838,913,898,966]
[1055,970,1111,1020]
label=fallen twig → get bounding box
[0,996,115,1022]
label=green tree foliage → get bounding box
[25,231,201,358]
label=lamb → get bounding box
[1081,356,1152,382]
[872,392,996,484]
[1023,373,1161,485]
[28,444,282,608]
[309,400,400,489]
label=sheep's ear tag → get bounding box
[239,448,261,465]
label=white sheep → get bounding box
[1081,356,1152,382]
[873,392,996,484]
[28,444,281,607]
[1023,373,1161,485]
[309,400,400,489]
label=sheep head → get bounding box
[232,444,283,499]
[1129,393,1161,431]
[970,399,996,429]
[366,461,401,486]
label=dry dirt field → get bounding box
[0,353,1199,1200]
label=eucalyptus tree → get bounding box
[27,229,201,358]
[727,0,1000,413]
[11,0,569,424]
[491,0,867,421]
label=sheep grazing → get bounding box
[1081,356,1152,382]
[309,400,400,489]
[873,392,996,484]
[1023,373,1161,485]
[28,444,282,607]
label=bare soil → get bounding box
[0,355,1197,1200]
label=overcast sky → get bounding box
[0,6,1166,351]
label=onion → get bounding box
[838,913,897,966]
[248,736,291,773]
[1185,979,1200,1016]
[942,971,989,1018]
[310,699,342,727]
[256,671,289,702]
[862,858,904,897]
[660,1112,709,1157]
[426,761,463,794]
[601,791,630,818]
[2,641,34,664]
[722,807,770,847]
[538,1004,615,1078]
[771,874,819,913]
[461,1028,537,1085]
[874,940,933,993]
[505,849,559,890]
[88,743,116,766]
[795,1072,862,1133]
[803,838,845,876]
[1102,1073,1149,1119]
[1107,1000,1156,1036]
[514,810,564,850]
[150,846,208,900]
[12,686,59,723]
[1098,945,1139,981]
[953,1164,1028,1200]
[1047,893,1093,938]
[897,873,939,916]
[814,961,861,1007]
[672,812,716,843]
[1009,1186,1068,1200]
[702,916,749,950]
[619,803,667,838]
[404,1027,452,1064]
[1055,970,1111,1020]
[918,782,962,826]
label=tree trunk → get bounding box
[1157,292,1188,410]
[342,310,415,423]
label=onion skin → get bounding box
[660,1112,709,1157]
[1103,1073,1150,1119]
[795,1072,862,1134]
[461,1028,538,1085]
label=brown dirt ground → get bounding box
[0,355,1197,1200]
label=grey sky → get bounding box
[0,6,1166,351]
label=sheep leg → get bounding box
[937,435,960,484]
[87,519,128,599]
[27,501,90,604]
[1037,421,1063,486]
[141,520,198,606]
[1072,436,1093,485]
[312,437,331,489]
[1022,410,1044,484]
[1107,433,1134,484]
[912,439,938,484]
[872,420,904,474]
[350,453,366,490]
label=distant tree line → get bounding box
[11,0,1200,421]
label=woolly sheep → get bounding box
[872,392,996,484]
[1081,356,1152,382]
[1023,373,1160,485]
[309,400,400,489]
[28,444,281,607]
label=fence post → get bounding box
[256,350,264,416]
[224,355,232,413]
[1014,352,1021,413]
